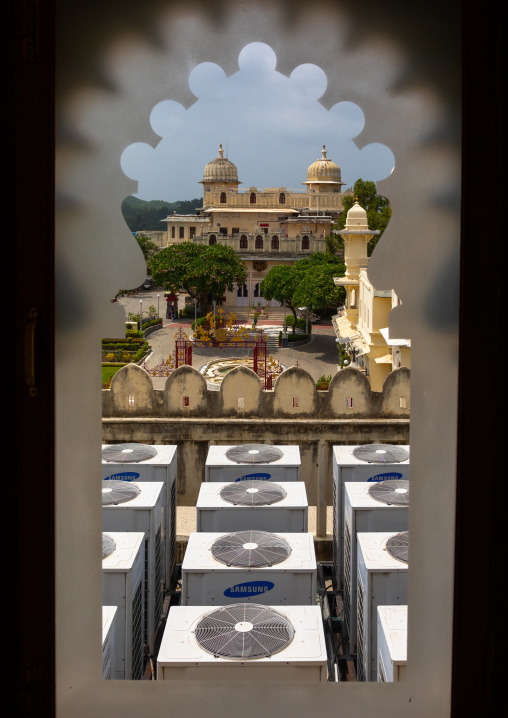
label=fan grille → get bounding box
[386,531,409,564]
[102,533,116,560]
[102,480,141,505]
[352,444,409,463]
[225,444,284,464]
[211,530,291,567]
[219,481,287,506]
[194,604,295,659]
[102,443,158,463]
[368,480,410,506]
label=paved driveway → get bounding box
[116,290,339,388]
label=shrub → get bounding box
[288,333,309,342]
[105,353,116,362]
[191,316,207,330]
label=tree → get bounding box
[260,254,346,333]
[148,242,247,315]
[334,179,392,255]
[259,265,303,334]
[135,234,159,261]
[121,195,203,232]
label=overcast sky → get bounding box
[121,42,395,203]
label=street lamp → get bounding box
[139,299,143,332]
[193,297,197,332]
[212,299,216,324]
[157,293,160,321]
[282,303,288,348]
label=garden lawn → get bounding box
[102,365,126,385]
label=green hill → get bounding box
[121,196,203,232]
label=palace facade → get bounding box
[162,145,351,308]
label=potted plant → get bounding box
[316,374,332,390]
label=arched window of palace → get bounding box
[240,235,248,248]
[250,192,256,204]
[302,235,310,250]
[271,236,279,249]
[279,192,285,204]
[220,191,227,203]
[255,235,263,249]
[209,235,217,245]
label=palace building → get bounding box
[162,144,351,309]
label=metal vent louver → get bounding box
[219,481,287,506]
[194,604,295,659]
[102,443,158,463]
[352,444,409,464]
[225,444,284,464]
[102,533,116,560]
[210,530,291,567]
[386,531,409,564]
[368,480,410,506]
[102,480,141,506]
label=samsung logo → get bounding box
[367,472,404,483]
[224,581,274,597]
[235,473,271,482]
[104,472,140,482]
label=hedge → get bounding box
[284,316,312,334]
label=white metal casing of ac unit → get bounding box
[205,445,301,482]
[102,532,145,680]
[102,606,118,680]
[102,444,177,586]
[377,605,408,682]
[157,605,327,682]
[102,482,165,656]
[332,445,410,591]
[196,481,308,533]
[181,532,317,606]
[343,482,409,653]
[356,532,409,682]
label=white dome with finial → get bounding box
[345,199,368,229]
[202,144,240,184]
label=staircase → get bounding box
[224,305,287,323]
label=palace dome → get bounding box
[306,145,342,183]
[202,144,240,184]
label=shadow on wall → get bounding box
[102,364,410,419]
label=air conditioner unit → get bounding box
[356,531,409,682]
[157,604,327,682]
[205,444,300,482]
[181,531,316,606]
[102,481,165,655]
[196,480,308,533]
[332,444,410,591]
[102,605,118,680]
[343,481,409,653]
[102,532,145,680]
[102,443,177,586]
[377,605,408,682]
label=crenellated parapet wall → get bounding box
[102,364,410,420]
[102,365,410,512]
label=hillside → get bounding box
[121,195,203,232]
